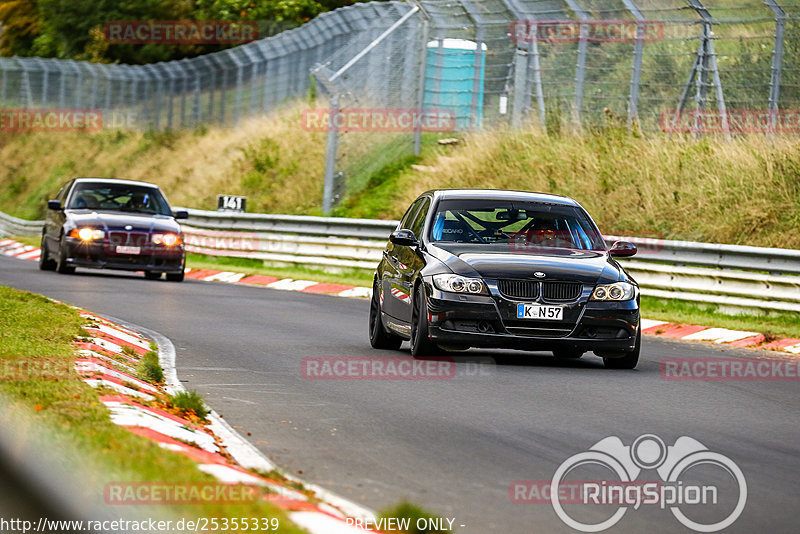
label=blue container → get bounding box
[424,39,487,130]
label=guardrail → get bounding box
[0,211,42,237]
[3,207,800,313]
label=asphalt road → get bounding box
[2,254,799,533]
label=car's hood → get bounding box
[428,243,624,284]
[66,210,181,233]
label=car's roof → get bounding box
[425,189,580,207]
[72,177,160,189]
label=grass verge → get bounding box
[0,285,304,532]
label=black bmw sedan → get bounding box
[369,189,641,369]
[40,178,187,281]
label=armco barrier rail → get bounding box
[3,208,800,313]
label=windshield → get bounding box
[67,183,172,216]
[429,199,606,251]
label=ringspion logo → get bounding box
[550,434,746,532]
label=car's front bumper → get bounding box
[424,285,639,354]
[63,238,185,273]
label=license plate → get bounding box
[116,246,141,255]
[517,304,563,320]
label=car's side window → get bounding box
[399,198,423,231]
[409,197,430,239]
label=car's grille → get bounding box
[108,231,148,248]
[504,320,575,338]
[497,280,582,301]
[542,281,582,302]
[497,279,540,299]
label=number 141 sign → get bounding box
[217,195,246,212]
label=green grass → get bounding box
[136,350,164,384]
[187,253,374,288]
[168,390,210,422]
[641,296,800,341]
[0,285,304,532]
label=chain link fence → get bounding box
[1,1,797,212]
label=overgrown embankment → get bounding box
[1,104,798,248]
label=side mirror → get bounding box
[390,229,419,247]
[47,200,62,211]
[609,241,637,258]
[173,210,189,220]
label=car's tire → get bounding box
[602,328,641,370]
[39,237,56,271]
[553,348,584,359]
[410,284,436,358]
[55,235,75,274]
[165,271,184,282]
[144,271,162,280]
[369,282,403,350]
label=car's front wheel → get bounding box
[602,328,641,369]
[55,235,75,274]
[166,271,184,282]
[369,281,402,350]
[39,237,56,271]
[410,285,436,358]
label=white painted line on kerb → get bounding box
[112,316,378,525]
[682,327,760,344]
[640,319,669,330]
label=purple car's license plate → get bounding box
[116,245,141,255]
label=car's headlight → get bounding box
[152,233,182,246]
[69,228,104,241]
[591,282,636,301]
[432,274,487,295]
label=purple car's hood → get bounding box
[67,210,181,233]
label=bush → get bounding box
[378,501,450,534]
[136,351,163,384]
[168,390,210,422]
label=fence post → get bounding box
[765,0,786,132]
[621,0,645,129]
[511,49,528,127]
[564,0,588,127]
[322,95,340,215]
[414,16,430,156]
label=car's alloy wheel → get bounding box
[603,328,640,369]
[369,281,402,350]
[55,235,75,274]
[410,285,436,358]
[39,237,56,271]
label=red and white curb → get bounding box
[3,238,798,356]
[71,310,378,533]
